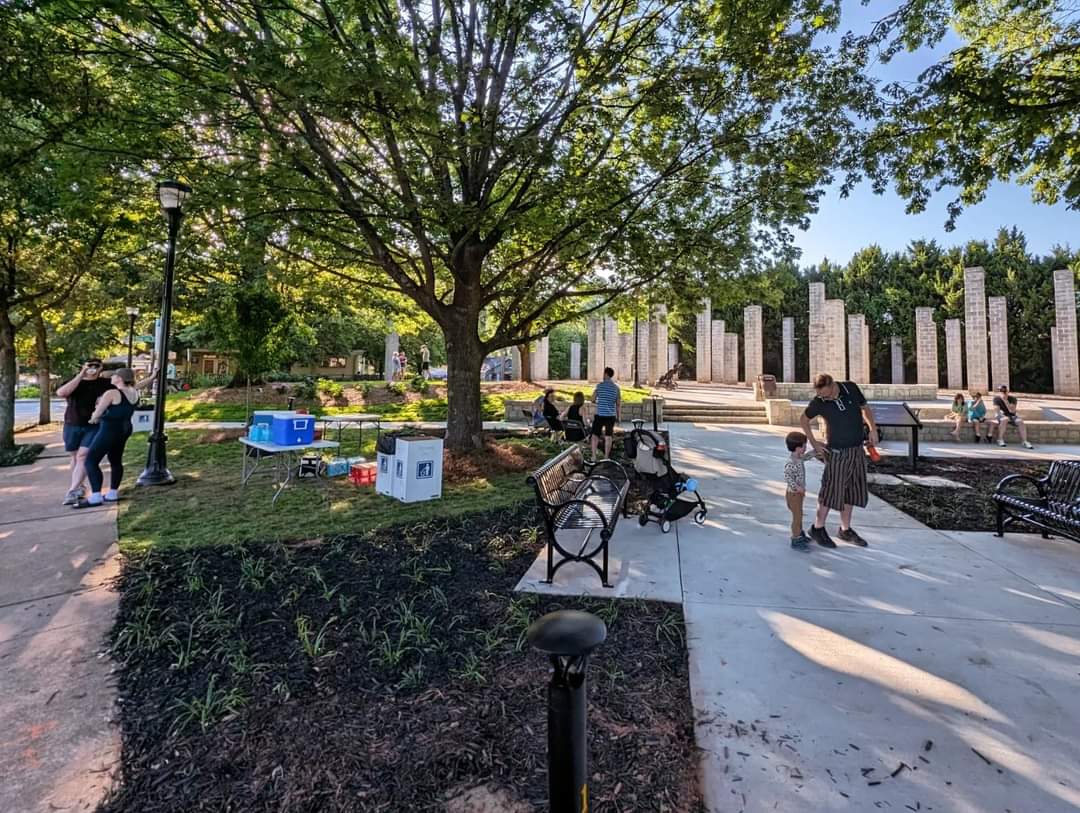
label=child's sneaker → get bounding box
[790,534,811,551]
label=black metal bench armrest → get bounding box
[584,458,630,485]
[994,473,1048,499]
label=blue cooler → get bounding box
[270,412,316,446]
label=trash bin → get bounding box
[391,436,444,503]
[757,374,778,399]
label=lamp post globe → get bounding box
[126,305,140,369]
[137,180,192,487]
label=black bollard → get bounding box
[527,610,607,813]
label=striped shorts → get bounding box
[819,445,868,511]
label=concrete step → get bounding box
[666,415,771,424]
[663,405,766,414]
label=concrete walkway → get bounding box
[0,429,119,812]
[519,423,1080,812]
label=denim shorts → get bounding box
[63,424,98,452]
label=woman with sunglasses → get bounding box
[56,359,115,505]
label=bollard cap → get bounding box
[527,610,607,657]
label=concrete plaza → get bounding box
[519,423,1080,812]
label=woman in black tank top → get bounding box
[76,369,140,508]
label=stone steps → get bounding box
[664,404,769,424]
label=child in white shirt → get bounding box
[784,431,818,551]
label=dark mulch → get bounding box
[102,505,702,812]
[0,442,45,466]
[868,455,1053,532]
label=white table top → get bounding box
[239,437,340,453]
[320,413,381,423]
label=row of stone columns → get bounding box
[584,306,671,384]
[692,297,743,383]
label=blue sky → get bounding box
[793,0,1078,266]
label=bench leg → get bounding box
[601,531,611,588]
[545,531,555,583]
[994,503,1004,538]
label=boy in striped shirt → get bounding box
[590,366,621,459]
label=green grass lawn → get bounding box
[163,383,653,423]
[118,429,545,552]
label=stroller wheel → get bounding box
[694,509,707,525]
[638,512,649,527]
[660,519,672,534]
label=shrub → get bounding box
[408,375,430,395]
[360,382,374,397]
[191,373,231,389]
[317,378,345,399]
[387,382,406,396]
[18,385,41,399]
[0,444,45,467]
[293,378,317,401]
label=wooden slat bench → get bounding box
[527,446,631,587]
[993,460,1080,542]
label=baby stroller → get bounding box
[626,419,707,534]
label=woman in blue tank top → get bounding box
[75,368,139,508]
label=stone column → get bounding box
[510,345,523,381]
[586,319,603,382]
[668,343,679,371]
[915,307,938,387]
[891,336,904,384]
[635,319,651,385]
[1053,268,1080,395]
[808,282,826,379]
[383,332,399,382]
[603,317,618,376]
[824,299,847,380]
[945,318,963,390]
[964,267,989,393]
[533,336,549,381]
[695,298,712,382]
[988,296,1009,391]
[649,304,669,384]
[1051,326,1061,393]
[847,314,870,384]
[743,305,763,381]
[710,320,726,383]
[618,332,633,382]
[723,333,739,383]
[569,342,581,380]
[782,317,795,383]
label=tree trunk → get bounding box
[35,312,50,425]
[518,344,532,383]
[0,307,16,450]
[444,323,485,451]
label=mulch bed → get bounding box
[102,505,702,812]
[868,455,1053,532]
[0,442,45,467]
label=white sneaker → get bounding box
[997,440,1006,447]
[62,489,81,506]
[1023,441,1034,449]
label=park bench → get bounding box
[992,460,1080,542]
[527,446,631,587]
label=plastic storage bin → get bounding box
[391,436,443,503]
[350,462,377,486]
[270,413,316,446]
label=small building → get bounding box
[290,350,371,379]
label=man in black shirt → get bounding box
[56,359,114,505]
[992,384,1034,449]
[799,373,879,548]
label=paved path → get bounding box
[519,423,1080,812]
[0,429,119,812]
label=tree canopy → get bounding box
[78,0,871,447]
[856,0,1080,224]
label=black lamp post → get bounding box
[126,305,139,369]
[137,179,191,487]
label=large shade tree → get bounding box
[87,0,871,448]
